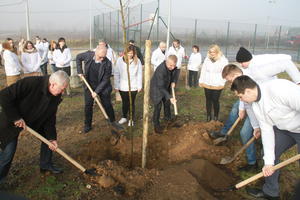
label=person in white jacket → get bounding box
[167,39,185,84]
[35,36,49,75]
[151,41,167,71]
[53,37,72,76]
[231,76,300,200]
[187,45,202,88]
[114,45,143,126]
[199,44,228,121]
[47,40,57,73]
[21,41,42,77]
[2,42,22,86]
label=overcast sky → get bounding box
[0,0,300,35]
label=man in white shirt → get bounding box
[151,42,167,71]
[167,39,185,84]
[231,75,300,200]
[35,36,49,75]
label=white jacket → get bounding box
[167,45,185,68]
[21,51,41,73]
[47,51,55,65]
[53,48,72,68]
[198,56,228,88]
[3,50,22,76]
[151,47,166,71]
[252,79,300,165]
[35,42,48,65]
[187,52,202,71]
[114,57,143,91]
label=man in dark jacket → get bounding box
[76,47,120,133]
[129,40,144,66]
[150,55,177,134]
[0,71,69,183]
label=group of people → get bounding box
[0,36,72,88]
[0,35,299,200]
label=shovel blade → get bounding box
[84,168,99,176]
[213,137,227,145]
[220,156,234,165]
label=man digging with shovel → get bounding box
[0,71,69,186]
[76,46,123,134]
[231,76,300,200]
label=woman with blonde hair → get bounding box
[48,40,57,73]
[21,41,42,77]
[114,45,143,126]
[2,41,22,86]
[199,44,228,121]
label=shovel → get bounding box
[220,153,300,191]
[80,75,125,135]
[26,126,99,176]
[213,117,241,145]
[220,136,256,164]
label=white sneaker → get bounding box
[128,120,134,126]
[118,118,127,124]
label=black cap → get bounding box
[236,47,252,63]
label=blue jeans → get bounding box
[220,100,256,165]
[0,138,18,182]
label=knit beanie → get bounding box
[236,47,252,63]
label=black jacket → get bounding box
[76,51,112,96]
[0,76,62,150]
[150,61,177,105]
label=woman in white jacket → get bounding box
[53,37,72,76]
[199,44,228,121]
[21,41,42,77]
[48,40,57,73]
[2,42,22,86]
[114,45,143,126]
[187,45,202,88]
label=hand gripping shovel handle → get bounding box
[26,126,87,173]
[80,75,109,120]
[171,87,178,116]
[235,153,300,189]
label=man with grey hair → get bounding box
[0,71,69,183]
[151,41,167,71]
[77,47,121,133]
[95,39,116,65]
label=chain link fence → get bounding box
[94,2,300,62]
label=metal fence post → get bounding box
[109,12,112,43]
[225,21,230,57]
[140,4,143,46]
[252,24,257,54]
[276,25,282,53]
[157,0,160,43]
[194,19,197,44]
[102,13,105,39]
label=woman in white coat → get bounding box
[114,45,143,126]
[21,41,42,77]
[199,44,228,121]
[53,37,72,76]
[2,42,22,86]
[187,45,202,88]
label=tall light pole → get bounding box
[266,0,276,49]
[89,0,92,49]
[166,0,171,50]
[25,0,30,40]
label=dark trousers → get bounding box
[263,126,300,197]
[84,89,116,127]
[188,70,198,87]
[204,88,222,118]
[0,138,18,181]
[153,97,171,127]
[52,65,71,76]
[119,90,138,119]
[40,141,53,169]
[40,62,48,75]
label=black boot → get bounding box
[206,115,212,122]
[214,116,218,121]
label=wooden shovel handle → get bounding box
[80,75,109,120]
[226,117,241,137]
[235,153,300,189]
[171,87,178,116]
[232,136,256,160]
[26,126,86,172]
